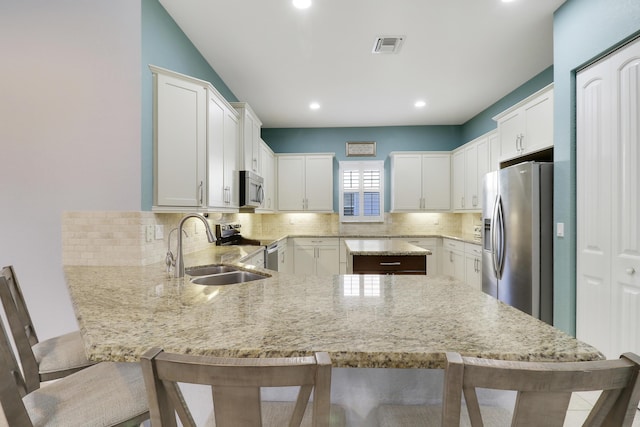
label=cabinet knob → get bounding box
[627,268,636,275]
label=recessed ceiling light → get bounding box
[309,102,320,110]
[415,100,427,108]
[293,0,312,9]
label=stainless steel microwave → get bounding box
[239,170,264,208]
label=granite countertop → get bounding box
[253,233,482,247]
[64,245,602,369]
[343,239,432,256]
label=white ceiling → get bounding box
[159,0,565,128]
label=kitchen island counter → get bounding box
[343,239,432,256]
[64,247,602,369]
[344,239,431,275]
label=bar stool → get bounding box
[0,266,96,392]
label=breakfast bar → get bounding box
[64,246,601,367]
[64,245,603,425]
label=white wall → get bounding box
[0,1,141,338]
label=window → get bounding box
[339,161,384,222]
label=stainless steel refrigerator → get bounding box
[482,161,553,325]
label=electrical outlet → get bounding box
[155,225,164,240]
[145,225,153,242]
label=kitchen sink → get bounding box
[186,265,239,276]
[190,270,268,286]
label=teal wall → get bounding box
[552,0,640,334]
[262,126,461,212]
[141,0,237,210]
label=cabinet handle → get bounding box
[627,268,636,275]
[472,195,477,207]
[461,196,465,208]
[517,133,525,152]
[449,251,453,263]
[380,262,401,266]
[199,181,204,205]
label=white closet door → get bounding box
[576,37,640,359]
[576,59,613,357]
[610,41,640,357]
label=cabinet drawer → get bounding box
[464,243,482,256]
[443,239,464,252]
[352,255,427,275]
[294,238,338,247]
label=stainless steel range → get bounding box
[214,223,262,246]
[214,223,277,271]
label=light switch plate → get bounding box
[556,222,565,237]
[155,225,164,240]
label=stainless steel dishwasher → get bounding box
[266,242,279,271]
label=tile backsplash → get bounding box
[62,211,481,266]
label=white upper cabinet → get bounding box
[231,102,262,174]
[151,65,239,212]
[451,130,494,212]
[390,152,451,212]
[207,93,240,210]
[494,84,554,162]
[257,140,276,212]
[152,68,207,208]
[277,154,334,212]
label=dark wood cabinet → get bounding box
[352,255,427,275]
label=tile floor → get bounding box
[1,388,638,426]
[565,392,640,427]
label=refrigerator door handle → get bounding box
[491,195,500,278]
[495,196,505,279]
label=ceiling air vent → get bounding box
[372,36,405,54]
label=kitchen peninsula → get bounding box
[65,244,601,368]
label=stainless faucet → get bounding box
[165,227,188,274]
[174,213,216,278]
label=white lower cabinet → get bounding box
[464,243,482,291]
[396,238,440,277]
[293,238,339,276]
[277,239,291,274]
[240,249,265,269]
[442,238,465,283]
